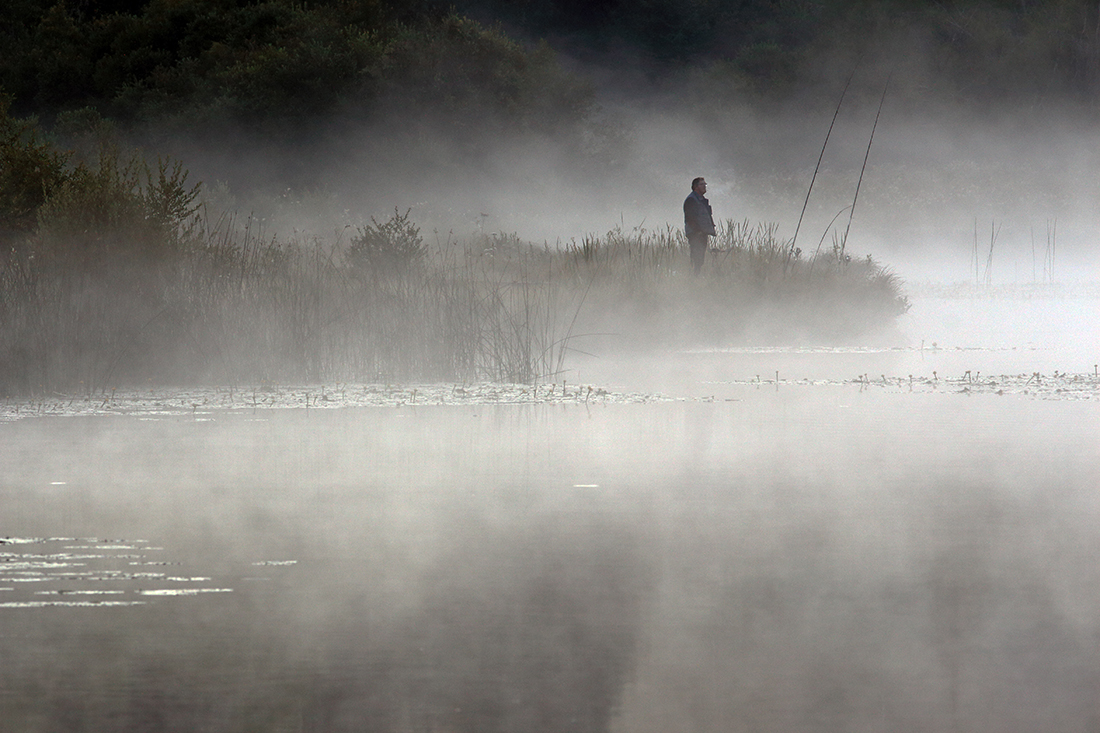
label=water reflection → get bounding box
[2,368,1099,729]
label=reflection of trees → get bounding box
[392,513,653,733]
[924,490,1007,733]
[927,535,995,733]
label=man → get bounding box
[683,177,717,274]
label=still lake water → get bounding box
[2,292,1098,733]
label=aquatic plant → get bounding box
[347,208,425,277]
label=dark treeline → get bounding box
[3,0,1100,191]
[5,0,1100,142]
[457,0,1100,99]
[0,0,596,126]
[6,0,1100,117]
[1,0,611,190]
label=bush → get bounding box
[1,98,201,262]
[347,208,425,276]
[0,95,70,243]
[34,147,201,266]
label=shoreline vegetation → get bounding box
[0,96,909,397]
[0,207,910,396]
[0,120,909,397]
[0,0,992,399]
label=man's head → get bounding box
[692,177,707,195]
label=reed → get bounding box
[0,211,909,397]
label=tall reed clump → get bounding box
[0,110,206,394]
[550,220,908,347]
[0,198,582,395]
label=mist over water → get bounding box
[3,286,1099,732]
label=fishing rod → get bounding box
[837,72,891,265]
[784,58,862,272]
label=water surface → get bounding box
[2,292,1098,732]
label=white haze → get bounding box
[187,74,1100,289]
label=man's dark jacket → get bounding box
[684,191,716,237]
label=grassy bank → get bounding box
[0,207,908,397]
[0,99,907,396]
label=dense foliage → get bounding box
[4,0,1100,141]
[0,95,200,257]
[455,0,1100,102]
[2,0,1097,197]
[0,0,600,145]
